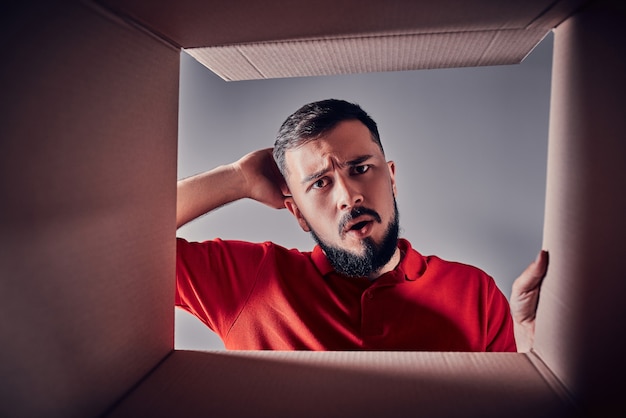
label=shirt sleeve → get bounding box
[175,237,270,338]
[485,278,517,352]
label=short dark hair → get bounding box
[273,99,383,177]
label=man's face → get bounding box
[283,120,399,277]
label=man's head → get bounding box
[273,99,400,279]
[273,99,384,178]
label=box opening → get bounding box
[174,34,553,352]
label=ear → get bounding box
[284,197,311,232]
[387,160,398,197]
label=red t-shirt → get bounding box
[176,237,516,352]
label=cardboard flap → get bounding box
[0,2,179,417]
[99,0,587,80]
[106,350,575,418]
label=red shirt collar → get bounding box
[311,238,426,282]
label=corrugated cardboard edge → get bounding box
[184,27,549,81]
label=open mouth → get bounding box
[343,219,374,237]
[339,207,382,236]
[349,220,369,231]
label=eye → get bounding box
[312,177,329,189]
[353,164,370,175]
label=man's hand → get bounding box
[510,250,549,352]
[234,148,289,210]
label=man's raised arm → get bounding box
[176,148,287,229]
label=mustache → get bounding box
[338,206,382,235]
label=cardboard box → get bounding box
[1,0,623,417]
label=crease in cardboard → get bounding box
[525,349,583,415]
[235,46,267,80]
[525,0,562,29]
[89,0,182,51]
[100,350,176,418]
[527,0,590,30]
[476,31,500,66]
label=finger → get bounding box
[514,250,549,292]
[280,180,291,197]
[266,152,290,193]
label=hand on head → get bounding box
[234,148,290,210]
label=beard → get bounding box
[309,200,400,278]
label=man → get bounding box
[176,99,546,352]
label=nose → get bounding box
[334,175,363,211]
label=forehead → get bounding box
[284,120,383,177]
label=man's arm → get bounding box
[177,148,287,229]
[510,250,549,352]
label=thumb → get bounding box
[514,250,549,293]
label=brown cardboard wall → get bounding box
[99,0,586,49]
[106,350,572,418]
[536,0,626,415]
[3,0,622,417]
[0,2,179,417]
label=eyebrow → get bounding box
[300,154,374,185]
[301,166,330,185]
[346,154,373,167]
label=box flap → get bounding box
[99,0,587,80]
[105,350,576,418]
[0,1,179,417]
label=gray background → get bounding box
[175,33,553,350]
